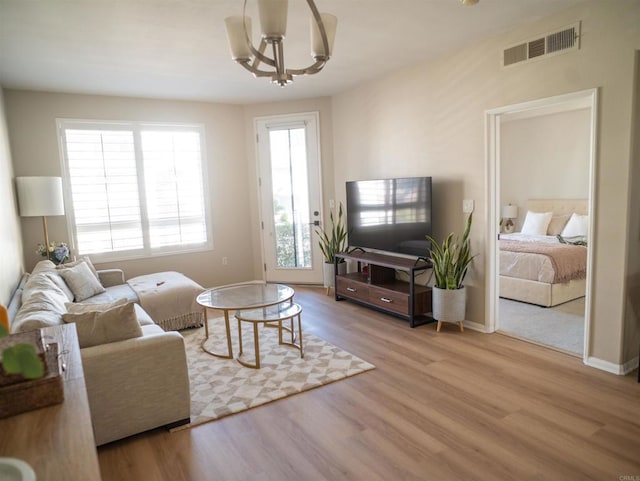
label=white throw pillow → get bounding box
[63,302,142,348]
[561,213,589,237]
[520,211,553,236]
[58,261,106,302]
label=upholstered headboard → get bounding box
[526,199,588,216]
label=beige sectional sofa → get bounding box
[8,260,191,446]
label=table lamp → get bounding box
[16,176,65,251]
[501,204,518,233]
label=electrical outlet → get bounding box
[329,199,335,209]
[222,257,228,265]
[463,199,474,213]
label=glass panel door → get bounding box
[257,113,323,284]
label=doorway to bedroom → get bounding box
[486,89,597,360]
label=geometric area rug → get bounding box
[171,319,375,431]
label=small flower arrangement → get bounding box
[36,241,70,265]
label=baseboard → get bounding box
[463,320,488,333]
[584,356,639,375]
[622,356,639,375]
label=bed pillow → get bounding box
[546,215,571,236]
[561,213,589,237]
[62,302,142,348]
[520,211,553,236]
[58,261,106,302]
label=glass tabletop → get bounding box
[196,283,294,310]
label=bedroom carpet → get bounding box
[173,320,375,430]
[498,297,585,356]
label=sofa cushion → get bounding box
[78,284,138,305]
[133,304,155,326]
[59,261,106,302]
[43,272,74,302]
[12,285,67,332]
[65,298,127,314]
[63,302,143,348]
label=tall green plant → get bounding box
[316,203,348,263]
[426,212,475,290]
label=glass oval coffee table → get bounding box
[196,283,295,359]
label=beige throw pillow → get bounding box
[546,215,571,236]
[58,261,106,302]
[63,302,142,348]
[65,298,127,314]
[57,256,100,281]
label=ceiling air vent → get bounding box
[503,22,580,67]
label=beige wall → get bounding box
[0,89,24,306]
[501,108,591,230]
[331,1,640,366]
[623,50,640,365]
[4,90,253,289]
[242,97,334,281]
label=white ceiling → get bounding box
[0,0,588,105]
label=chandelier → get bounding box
[224,0,337,87]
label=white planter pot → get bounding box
[432,286,466,323]
[323,262,346,287]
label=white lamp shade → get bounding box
[311,13,337,58]
[502,205,518,219]
[225,16,253,60]
[258,0,288,38]
[16,176,65,217]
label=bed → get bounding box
[499,199,588,307]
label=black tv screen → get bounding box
[346,177,432,256]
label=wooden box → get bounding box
[0,342,64,418]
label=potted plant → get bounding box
[0,306,45,382]
[426,212,475,332]
[316,203,348,294]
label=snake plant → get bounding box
[426,212,475,290]
[316,203,348,263]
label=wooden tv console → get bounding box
[334,251,433,327]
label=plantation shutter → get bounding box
[59,121,210,260]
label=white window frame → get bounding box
[57,119,213,263]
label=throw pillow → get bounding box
[58,261,106,302]
[520,211,553,236]
[546,215,571,236]
[65,298,127,314]
[57,256,100,281]
[62,302,142,348]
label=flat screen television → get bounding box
[346,176,432,257]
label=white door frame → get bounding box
[254,111,324,284]
[485,88,598,363]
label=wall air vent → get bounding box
[503,22,580,67]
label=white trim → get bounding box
[485,88,598,363]
[584,356,639,376]
[254,111,325,285]
[463,320,489,333]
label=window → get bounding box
[58,120,211,261]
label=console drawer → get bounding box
[368,286,410,315]
[336,277,369,302]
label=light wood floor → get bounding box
[98,286,640,481]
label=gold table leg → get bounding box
[200,308,234,359]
